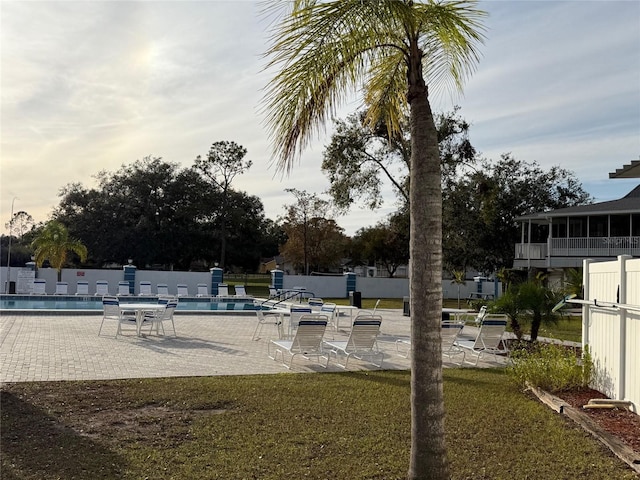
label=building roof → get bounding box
[609,159,640,179]
[517,185,640,222]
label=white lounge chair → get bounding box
[177,284,189,297]
[98,296,136,337]
[360,299,381,316]
[196,284,208,297]
[455,315,509,366]
[54,282,68,295]
[319,303,338,331]
[138,281,152,296]
[217,284,229,297]
[117,281,131,296]
[396,320,466,364]
[234,285,248,297]
[75,281,89,295]
[286,305,313,339]
[95,280,109,296]
[32,279,46,295]
[308,297,324,312]
[324,316,383,368]
[268,317,328,369]
[156,284,169,296]
[473,305,488,325]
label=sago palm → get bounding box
[31,220,88,281]
[261,1,485,478]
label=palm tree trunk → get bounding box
[408,90,448,478]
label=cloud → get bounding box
[1,0,639,238]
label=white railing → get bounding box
[516,236,640,260]
[514,243,547,260]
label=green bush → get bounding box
[507,343,592,393]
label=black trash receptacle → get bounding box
[350,291,362,309]
[403,296,410,316]
[5,281,16,294]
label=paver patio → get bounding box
[0,308,507,383]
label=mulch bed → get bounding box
[554,387,640,453]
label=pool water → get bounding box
[0,295,260,312]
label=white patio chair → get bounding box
[196,284,208,297]
[145,299,178,336]
[138,281,152,296]
[324,316,383,368]
[117,281,131,296]
[268,317,328,369]
[32,279,47,295]
[95,280,109,296]
[216,284,229,297]
[156,283,169,296]
[252,309,283,341]
[268,287,281,299]
[177,284,189,297]
[54,282,68,295]
[98,296,136,337]
[455,315,510,366]
[75,281,89,295]
[234,284,248,297]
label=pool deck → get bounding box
[0,309,509,383]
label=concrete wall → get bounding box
[1,266,502,299]
[281,273,501,300]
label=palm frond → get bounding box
[261,0,486,172]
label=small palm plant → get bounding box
[31,220,88,281]
[450,269,466,309]
[563,267,583,298]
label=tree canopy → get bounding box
[322,107,475,211]
[54,155,277,271]
[279,189,347,274]
[442,154,592,273]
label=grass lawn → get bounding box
[1,369,633,479]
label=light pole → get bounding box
[5,197,17,294]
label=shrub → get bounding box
[507,343,592,393]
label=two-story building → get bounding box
[513,160,640,277]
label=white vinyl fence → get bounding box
[583,255,640,413]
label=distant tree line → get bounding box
[1,112,592,275]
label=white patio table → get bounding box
[120,303,166,336]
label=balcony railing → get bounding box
[515,236,640,260]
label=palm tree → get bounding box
[261,1,485,478]
[31,220,88,281]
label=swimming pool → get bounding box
[0,295,261,314]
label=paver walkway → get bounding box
[0,309,507,383]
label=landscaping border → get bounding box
[529,386,640,475]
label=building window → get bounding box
[588,215,608,237]
[632,214,640,236]
[568,217,586,237]
[551,218,567,238]
[610,214,630,237]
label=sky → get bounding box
[1,0,639,237]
